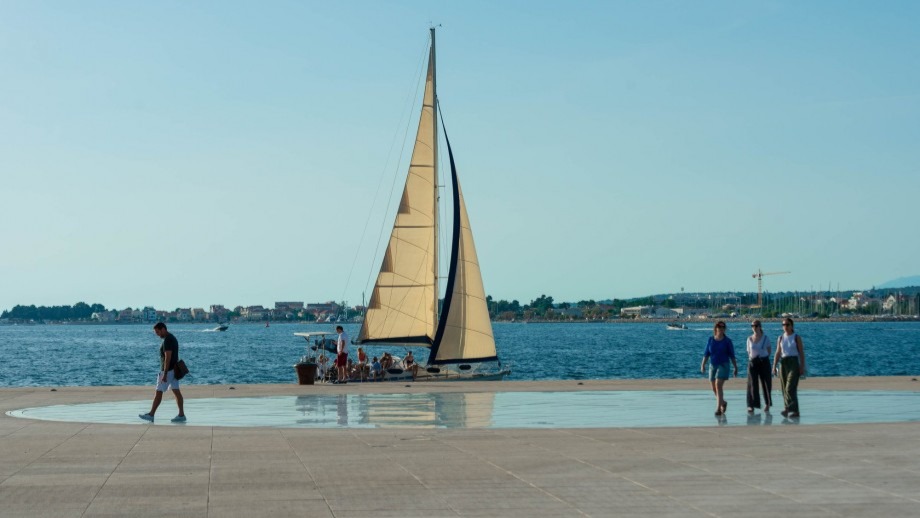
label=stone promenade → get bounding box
[1,377,918,517]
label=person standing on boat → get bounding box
[139,322,186,423]
[700,321,738,416]
[772,318,806,418]
[334,325,349,384]
[745,320,772,414]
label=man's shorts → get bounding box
[709,363,730,381]
[337,353,348,367]
[155,370,179,392]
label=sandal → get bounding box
[721,401,727,413]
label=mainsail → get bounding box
[358,28,498,366]
[357,32,439,346]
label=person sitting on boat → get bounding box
[356,347,369,382]
[370,356,382,381]
[403,351,419,380]
[381,352,393,369]
[346,358,357,380]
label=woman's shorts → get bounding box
[155,370,179,392]
[709,363,730,381]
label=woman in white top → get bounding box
[772,318,806,418]
[745,320,772,413]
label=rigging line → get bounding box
[361,34,432,302]
[340,34,430,304]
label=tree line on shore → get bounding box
[1,302,106,322]
[4,286,919,323]
[486,288,920,321]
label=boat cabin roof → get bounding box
[294,332,337,339]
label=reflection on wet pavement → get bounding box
[8,390,920,429]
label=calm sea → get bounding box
[1,321,918,387]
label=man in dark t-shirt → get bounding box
[139,322,186,423]
[160,331,179,372]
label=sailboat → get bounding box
[355,28,510,382]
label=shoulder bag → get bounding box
[174,359,189,380]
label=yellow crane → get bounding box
[752,269,791,308]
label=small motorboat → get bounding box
[666,323,688,330]
[215,324,229,332]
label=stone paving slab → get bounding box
[1,377,919,517]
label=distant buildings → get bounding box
[275,302,304,311]
[620,306,652,317]
[240,306,266,321]
[80,300,362,323]
[210,305,230,322]
[91,310,117,322]
[15,288,913,326]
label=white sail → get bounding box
[358,40,438,345]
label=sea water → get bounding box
[0,321,918,387]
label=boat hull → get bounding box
[322,368,511,384]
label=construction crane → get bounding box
[752,269,791,307]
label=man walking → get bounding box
[334,325,349,384]
[139,322,186,423]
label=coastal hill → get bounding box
[877,275,920,289]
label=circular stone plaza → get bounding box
[2,377,919,517]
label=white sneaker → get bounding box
[170,415,187,423]
[138,413,154,422]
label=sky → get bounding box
[2,1,919,312]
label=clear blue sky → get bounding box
[2,1,919,311]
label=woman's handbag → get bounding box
[174,359,189,380]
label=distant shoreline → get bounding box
[3,316,917,326]
[496,316,919,324]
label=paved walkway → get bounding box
[1,377,919,517]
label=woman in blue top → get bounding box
[700,321,738,416]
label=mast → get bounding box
[431,26,440,329]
